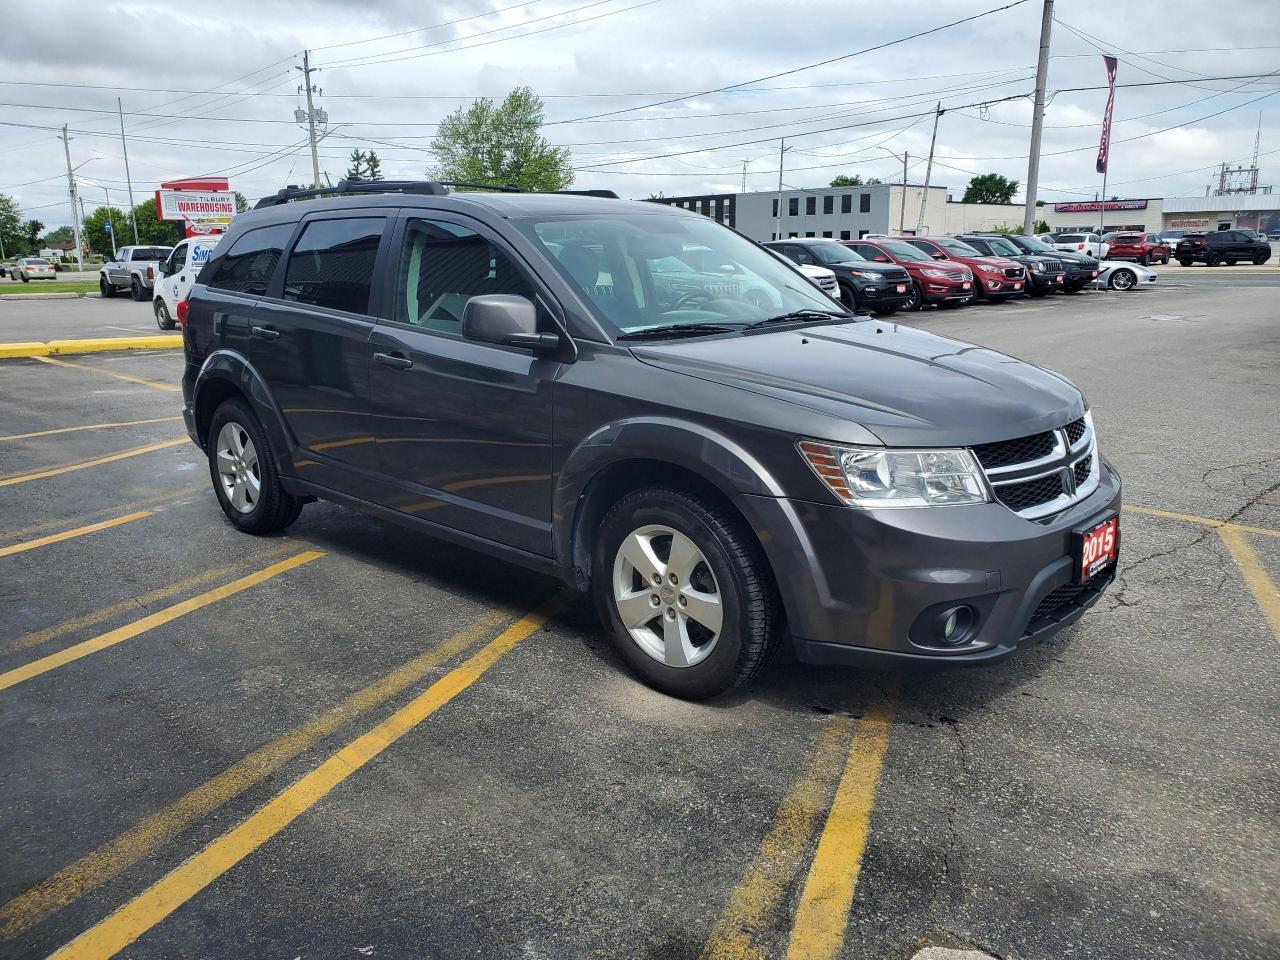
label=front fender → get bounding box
[193,350,295,476]
[552,416,787,574]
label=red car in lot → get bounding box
[843,237,973,310]
[1103,232,1170,266]
[901,236,1026,302]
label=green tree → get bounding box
[1034,218,1049,234]
[343,149,384,183]
[830,174,863,188]
[428,86,573,192]
[0,193,23,258]
[41,225,75,246]
[962,173,1019,204]
[234,191,250,213]
[22,219,44,254]
[81,206,133,256]
[130,198,183,245]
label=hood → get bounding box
[836,260,906,276]
[961,255,1021,270]
[631,321,1084,447]
[1051,249,1095,265]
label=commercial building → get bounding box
[650,186,1280,240]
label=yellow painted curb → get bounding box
[0,336,182,359]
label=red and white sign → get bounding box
[1053,199,1148,213]
[1170,219,1210,229]
[1078,515,1119,581]
[156,189,235,223]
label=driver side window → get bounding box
[396,218,537,334]
[169,244,189,274]
[787,245,816,266]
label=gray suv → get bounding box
[181,181,1121,698]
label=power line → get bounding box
[564,0,1032,123]
[311,0,550,52]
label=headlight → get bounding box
[1031,262,1044,272]
[850,270,882,281]
[976,264,1001,274]
[798,441,990,507]
[920,268,955,279]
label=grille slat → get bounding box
[973,431,1056,470]
[1064,417,1087,446]
[993,473,1065,512]
[1073,454,1092,486]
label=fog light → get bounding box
[987,280,999,290]
[935,605,974,645]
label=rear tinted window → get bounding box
[283,217,384,314]
[1057,235,1088,242]
[130,247,172,261]
[206,224,294,296]
[24,258,49,265]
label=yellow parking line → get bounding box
[784,701,896,960]
[1124,505,1280,539]
[0,416,183,442]
[32,355,180,392]
[0,551,323,694]
[45,595,564,960]
[1218,526,1280,646]
[0,511,151,559]
[699,717,857,960]
[0,439,186,488]
[0,607,509,940]
[1,542,299,656]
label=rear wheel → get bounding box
[207,399,303,535]
[1138,253,1149,266]
[20,274,28,283]
[130,277,146,301]
[99,276,115,298]
[875,305,899,316]
[1225,258,1237,266]
[154,299,175,330]
[593,486,780,699]
[1179,258,1194,267]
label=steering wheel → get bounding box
[672,290,712,310]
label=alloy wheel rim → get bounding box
[1113,271,1134,290]
[215,421,261,514]
[612,524,723,668]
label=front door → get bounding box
[368,214,559,557]
[245,212,390,492]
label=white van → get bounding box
[153,236,221,329]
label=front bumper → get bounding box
[921,280,973,303]
[1027,270,1066,290]
[737,459,1122,667]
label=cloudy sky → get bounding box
[3,0,1278,228]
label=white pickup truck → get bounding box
[99,245,174,301]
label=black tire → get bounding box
[592,486,781,699]
[939,298,965,309]
[20,274,29,283]
[1029,284,1050,298]
[1179,258,1194,267]
[100,276,115,298]
[154,298,175,330]
[1206,251,1224,267]
[836,281,859,311]
[902,281,924,312]
[130,277,147,301]
[1161,253,1170,264]
[1255,253,1270,265]
[1225,258,1237,266]
[1138,253,1149,266]
[875,305,899,316]
[207,398,303,535]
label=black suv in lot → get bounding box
[1175,230,1272,266]
[762,238,912,315]
[182,181,1121,698]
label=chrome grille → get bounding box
[972,412,1098,520]
[816,275,838,292]
[1041,259,1064,272]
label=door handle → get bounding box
[251,326,281,340]
[373,351,413,370]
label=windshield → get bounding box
[1012,235,1056,253]
[982,236,1022,257]
[518,214,844,335]
[876,239,935,263]
[132,247,172,261]
[811,243,866,265]
[934,237,981,256]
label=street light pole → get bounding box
[118,98,139,244]
[61,125,84,271]
[774,139,792,240]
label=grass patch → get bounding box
[0,281,103,296]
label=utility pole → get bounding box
[118,98,139,244]
[916,103,943,234]
[899,152,909,233]
[61,125,84,271]
[297,51,323,189]
[741,159,748,193]
[1022,0,1054,236]
[774,139,792,240]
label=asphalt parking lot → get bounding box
[1,275,1277,960]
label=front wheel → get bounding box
[100,276,115,298]
[837,282,859,311]
[1206,251,1224,267]
[901,281,924,312]
[1255,253,1271,265]
[1179,258,1194,267]
[154,299,175,330]
[207,399,303,535]
[1109,269,1136,290]
[593,487,780,699]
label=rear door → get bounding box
[245,211,391,493]
[367,211,560,556]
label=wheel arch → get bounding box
[556,419,786,594]
[192,350,294,471]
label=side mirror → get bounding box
[932,252,947,260]
[462,295,560,352]
[159,260,173,277]
[873,255,890,263]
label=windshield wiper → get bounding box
[616,323,741,341]
[743,309,855,331]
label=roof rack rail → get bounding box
[255,179,450,208]
[254,179,620,209]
